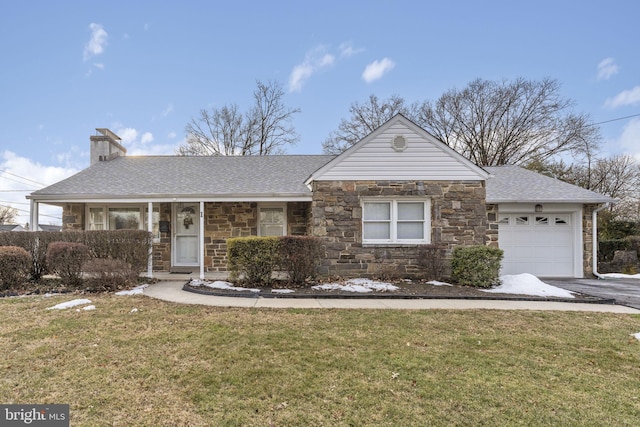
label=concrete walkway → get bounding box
[143,281,640,313]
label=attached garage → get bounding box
[485,166,614,278]
[497,209,580,277]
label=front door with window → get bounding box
[173,204,199,266]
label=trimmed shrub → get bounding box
[0,246,31,289]
[82,258,138,292]
[598,239,632,262]
[451,245,503,288]
[0,231,68,280]
[417,244,447,281]
[227,237,281,285]
[46,242,91,287]
[278,236,323,285]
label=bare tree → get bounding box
[415,77,601,166]
[0,205,17,224]
[530,155,640,220]
[324,78,601,167]
[322,94,418,154]
[178,80,300,156]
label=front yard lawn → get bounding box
[1,294,640,426]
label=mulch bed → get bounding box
[184,279,615,304]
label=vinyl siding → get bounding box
[312,120,488,181]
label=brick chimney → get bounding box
[90,128,127,165]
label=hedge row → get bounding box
[227,236,323,286]
[599,236,640,262]
[0,230,152,282]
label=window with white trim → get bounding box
[258,204,287,236]
[362,199,430,244]
[87,204,160,241]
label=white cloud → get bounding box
[161,103,174,117]
[114,126,178,156]
[167,131,177,139]
[140,132,154,144]
[597,57,619,81]
[288,46,336,92]
[614,117,640,160]
[0,151,78,226]
[339,42,364,58]
[83,23,108,61]
[362,58,395,83]
[604,86,640,108]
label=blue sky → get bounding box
[1,0,639,225]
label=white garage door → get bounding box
[498,213,574,277]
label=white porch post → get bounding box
[29,200,39,231]
[147,201,153,279]
[199,201,205,280]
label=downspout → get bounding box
[592,202,611,279]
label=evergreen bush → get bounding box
[451,245,503,288]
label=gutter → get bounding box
[592,202,611,279]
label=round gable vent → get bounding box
[392,135,408,151]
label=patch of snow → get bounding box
[601,273,640,279]
[272,289,295,294]
[130,308,139,313]
[312,278,399,293]
[482,273,575,298]
[194,280,260,293]
[631,332,640,341]
[81,305,96,311]
[115,284,148,296]
[47,299,92,310]
[427,280,453,287]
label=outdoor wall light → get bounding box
[535,204,543,213]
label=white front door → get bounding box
[173,203,199,266]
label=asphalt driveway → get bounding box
[546,277,640,310]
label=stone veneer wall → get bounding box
[311,180,487,278]
[485,204,499,248]
[582,204,597,278]
[61,203,85,230]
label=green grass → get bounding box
[1,294,640,426]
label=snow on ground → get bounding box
[271,289,295,294]
[483,273,576,298]
[115,284,148,296]
[600,273,640,279]
[312,278,399,293]
[631,332,640,341]
[427,280,453,287]
[47,299,92,310]
[190,279,260,293]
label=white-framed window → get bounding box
[87,204,160,241]
[362,199,430,244]
[258,203,287,236]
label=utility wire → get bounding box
[0,203,61,220]
[588,113,640,127]
[0,169,46,187]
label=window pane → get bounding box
[144,207,160,239]
[363,202,390,221]
[108,208,140,230]
[398,202,424,220]
[89,207,104,230]
[260,207,284,236]
[398,222,423,239]
[363,222,390,240]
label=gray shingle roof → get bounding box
[485,165,614,204]
[30,156,613,205]
[30,155,335,200]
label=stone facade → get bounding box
[61,201,312,273]
[311,180,487,278]
[582,204,597,277]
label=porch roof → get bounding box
[29,155,335,202]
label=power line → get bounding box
[0,203,61,220]
[588,113,640,127]
[0,169,46,187]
